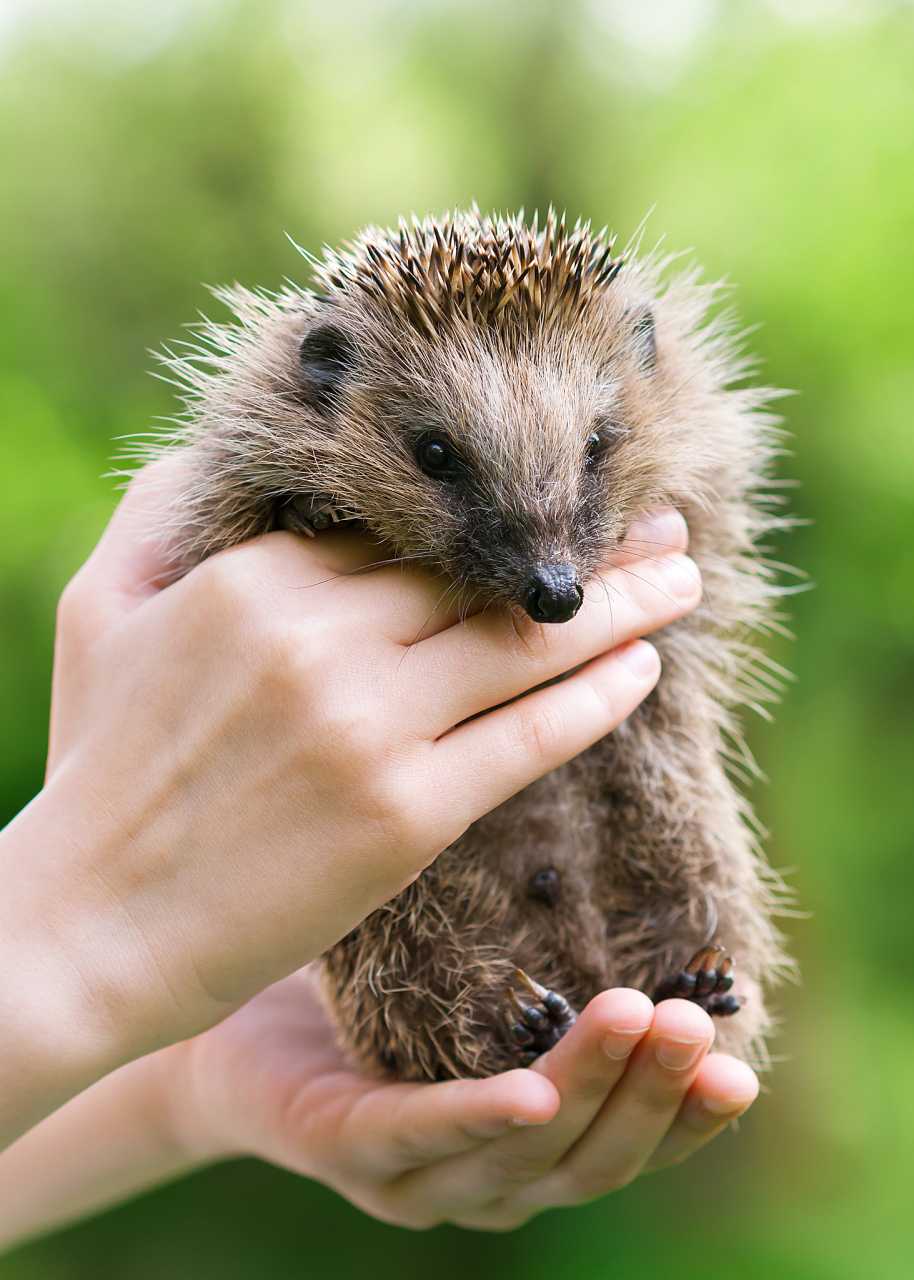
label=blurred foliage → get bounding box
[1,0,914,1275]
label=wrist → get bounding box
[149,1038,242,1167]
[0,1045,220,1251]
[0,779,218,1149]
[0,803,122,1145]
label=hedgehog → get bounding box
[145,207,794,1081]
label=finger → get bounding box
[309,506,696,652]
[292,541,466,643]
[333,506,693,646]
[612,507,689,567]
[60,458,190,647]
[504,998,715,1214]
[413,548,701,735]
[77,456,193,599]
[169,520,474,651]
[478,989,655,1181]
[78,463,385,616]
[345,1070,559,1184]
[430,639,661,824]
[391,990,653,1218]
[643,1053,759,1171]
[520,989,655,1156]
[70,458,452,648]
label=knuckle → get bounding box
[386,1208,441,1231]
[634,1080,687,1115]
[309,691,374,754]
[311,706,423,839]
[512,698,566,763]
[386,1126,437,1166]
[192,549,261,629]
[57,572,87,628]
[366,772,426,849]
[359,1195,441,1231]
[484,1146,552,1187]
[554,1166,635,1203]
[573,669,618,725]
[251,624,316,708]
[648,1147,689,1171]
[494,1213,534,1232]
[193,553,319,688]
[597,1168,637,1195]
[56,570,99,651]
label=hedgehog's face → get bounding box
[285,302,660,623]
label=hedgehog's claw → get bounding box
[652,946,742,1017]
[506,969,578,1063]
[277,493,350,538]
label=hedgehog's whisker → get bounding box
[349,552,433,576]
[656,368,701,410]
[399,578,464,665]
[591,571,618,649]
[612,563,699,611]
[289,571,352,590]
[474,596,499,627]
[620,540,765,573]
[456,579,480,626]
[609,546,686,574]
[286,552,433,591]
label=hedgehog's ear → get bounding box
[299,324,356,412]
[625,305,657,370]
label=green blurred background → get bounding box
[1,0,913,1274]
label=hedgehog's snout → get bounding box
[523,564,583,624]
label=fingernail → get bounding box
[507,1115,535,1127]
[656,1036,708,1071]
[657,553,701,601]
[625,508,686,551]
[603,1025,652,1060]
[616,640,659,679]
[700,1094,751,1118]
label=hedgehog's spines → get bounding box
[312,208,622,339]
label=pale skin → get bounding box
[0,464,758,1247]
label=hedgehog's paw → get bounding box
[652,945,742,1017]
[506,969,578,1064]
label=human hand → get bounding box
[6,461,700,1077]
[158,967,759,1229]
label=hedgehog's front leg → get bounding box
[506,969,578,1063]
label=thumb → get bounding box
[48,455,193,777]
[68,454,192,645]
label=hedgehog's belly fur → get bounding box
[322,758,604,1080]
[320,729,768,1081]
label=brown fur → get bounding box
[140,209,795,1080]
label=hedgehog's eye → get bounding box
[586,418,626,469]
[416,434,461,480]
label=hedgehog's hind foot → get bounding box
[652,946,742,1017]
[506,969,578,1064]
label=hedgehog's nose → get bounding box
[524,565,584,624]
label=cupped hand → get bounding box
[11,460,701,1067]
[159,967,759,1230]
